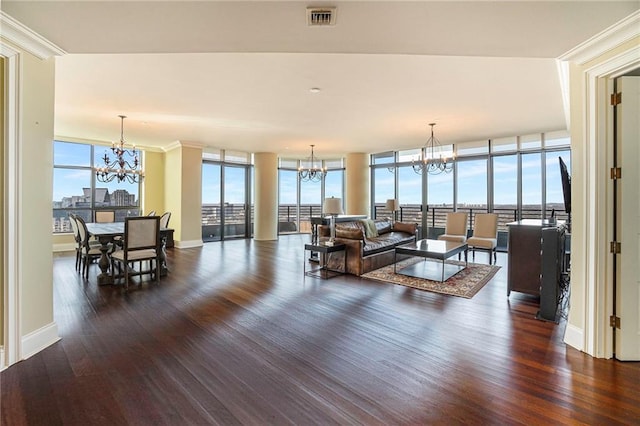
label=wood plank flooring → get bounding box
[2,234,639,425]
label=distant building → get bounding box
[111,189,136,206]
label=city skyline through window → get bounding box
[53,141,141,233]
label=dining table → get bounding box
[86,222,172,286]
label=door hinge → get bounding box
[610,241,621,254]
[610,315,621,329]
[611,92,622,106]
[610,167,622,179]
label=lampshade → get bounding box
[323,197,343,215]
[385,199,399,211]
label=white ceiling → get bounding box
[2,1,639,157]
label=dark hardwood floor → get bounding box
[2,235,639,425]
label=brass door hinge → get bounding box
[610,241,621,254]
[611,92,622,106]
[610,315,621,329]
[610,167,622,179]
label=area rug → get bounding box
[361,257,500,298]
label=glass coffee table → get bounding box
[394,239,468,282]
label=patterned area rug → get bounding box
[361,257,501,298]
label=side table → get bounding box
[304,242,346,279]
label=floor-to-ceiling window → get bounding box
[53,140,141,232]
[278,157,344,235]
[456,158,488,229]
[369,130,571,243]
[278,162,298,234]
[201,149,252,242]
[544,131,572,224]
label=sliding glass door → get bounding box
[202,162,251,241]
[223,165,248,238]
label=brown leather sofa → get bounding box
[319,219,418,275]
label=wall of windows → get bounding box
[201,149,253,242]
[278,158,344,235]
[370,131,571,239]
[52,140,141,233]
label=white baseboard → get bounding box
[564,323,584,352]
[53,243,76,252]
[21,322,61,360]
[0,347,5,372]
[175,239,203,249]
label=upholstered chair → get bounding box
[438,212,469,243]
[111,216,161,291]
[95,210,115,223]
[75,215,104,279]
[159,212,171,229]
[467,213,499,264]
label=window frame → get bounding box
[52,140,142,233]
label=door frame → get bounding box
[1,42,22,369]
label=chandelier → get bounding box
[298,144,326,182]
[95,115,144,184]
[412,123,454,175]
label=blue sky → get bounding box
[53,141,139,202]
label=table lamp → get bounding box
[323,196,343,246]
[386,198,399,224]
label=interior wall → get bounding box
[345,153,370,216]
[143,150,165,216]
[180,145,203,244]
[164,146,182,241]
[20,52,56,336]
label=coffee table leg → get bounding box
[441,259,445,282]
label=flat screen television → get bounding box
[559,157,571,215]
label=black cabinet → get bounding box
[507,219,565,298]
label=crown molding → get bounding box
[558,10,640,65]
[0,11,66,59]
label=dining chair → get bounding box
[159,211,171,229]
[75,215,104,279]
[68,213,82,271]
[467,213,499,265]
[147,210,156,216]
[437,212,468,243]
[95,210,115,223]
[110,216,161,291]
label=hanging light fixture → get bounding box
[298,144,326,182]
[412,123,454,175]
[95,115,144,184]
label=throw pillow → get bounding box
[359,219,378,238]
[393,221,417,234]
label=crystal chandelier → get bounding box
[412,123,454,175]
[298,144,326,182]
[95,115,144,184]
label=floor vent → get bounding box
[307,7,336,26]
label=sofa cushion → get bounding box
[336,227,364,240]
[363,232,416,256]
[375,220,392,235]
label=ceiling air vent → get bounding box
[307,7,336,26]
